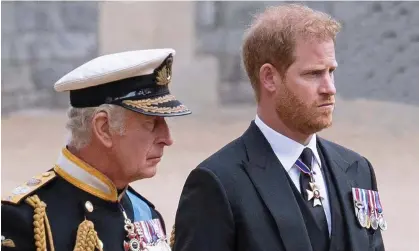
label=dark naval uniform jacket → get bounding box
[1,148,169,251]
[173,121,385,251]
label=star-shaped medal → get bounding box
[306,182,323,207]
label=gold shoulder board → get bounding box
[1,171,56,205]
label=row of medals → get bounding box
[122,211,171,251]
[352,188,387,231]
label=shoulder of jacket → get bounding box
[1,171,56,205]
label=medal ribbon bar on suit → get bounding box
[352,187,359,217]
[368,190,379,230]
[355,188,365,227]
[374,190,387,230]
[150,218,164,241]
[374,190,383,215]
[352,188,387,231]
[353,188,361,214]
[119,203,171,251]
[362,188,371,228]
[140,221,152,244]
[355,188,361,206]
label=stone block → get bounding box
[332,2,369,23]
[195,1,218,30]
[1,62,33,92]
[1,89,51,115]
[14,1,61,32]
[1,34,16,62]
[331,1,419,105]
[30,32,97,61]
[21,89,53,110]
[31,58,90,89]
[225,29,246,55]
[169,56,219,114]
[218,54,242,83]
[1,1,16,34]
[60,2,98,32]
[303,1,332,12]
[219,81,255,105]
[98,1,158,54]
[1,92,19,115]
[195,29,225,55]
[221,1,265,29]
[197,28,244,56]
[5,32,97,62]
[1,1,100,114]
[3,34,35,63]
[51,91,71,108]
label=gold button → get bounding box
[85,201,94,213]
[42,172,51,177]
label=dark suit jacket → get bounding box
[173,121,385,251]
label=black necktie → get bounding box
[299,148,329,238]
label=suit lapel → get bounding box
[318,138,369,250]
[241,122,313,251]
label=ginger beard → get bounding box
[274,78,335,135]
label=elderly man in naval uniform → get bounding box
[1,48,190,251]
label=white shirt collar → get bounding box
[254,115,321,173]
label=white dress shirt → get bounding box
[255,115,332,235]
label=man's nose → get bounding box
[320,73,336,95]
[157,119,173,146]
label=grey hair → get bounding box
[65,104,126,150]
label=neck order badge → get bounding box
[295,159,324,207]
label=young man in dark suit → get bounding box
[172,3,386,251]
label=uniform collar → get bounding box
[53,147,126,202]
[254,115,321,173]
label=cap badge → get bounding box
[156,56,173,86]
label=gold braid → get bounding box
[25,195,55,251]
[73,220,103,251]
[169,226,175,249]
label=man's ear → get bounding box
[259,63,282,93]
[92,111,113,148]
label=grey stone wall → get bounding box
[1,1,99,115]
[196,1,419,106]
[2,1,418,115]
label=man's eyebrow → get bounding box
[301,63,338,72]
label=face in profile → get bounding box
[110,110,173,182]
[274,38,338,135]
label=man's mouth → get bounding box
[318,102,334,107]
